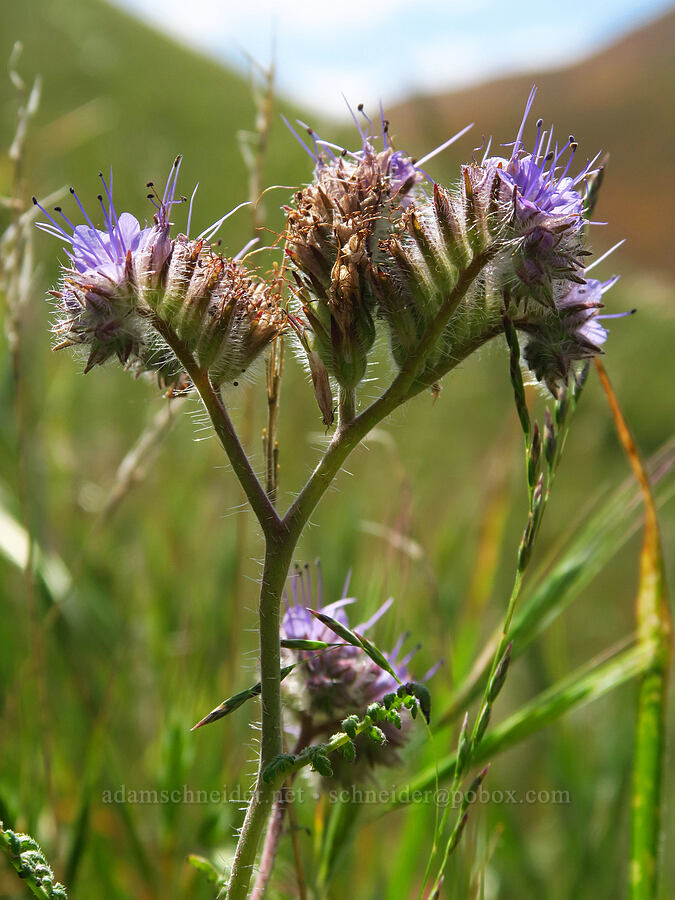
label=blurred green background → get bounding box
[0,0,673,897]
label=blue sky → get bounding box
[113,0,673,115]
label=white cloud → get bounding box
[112,0,673,116]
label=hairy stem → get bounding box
[156,246,499,896]
[337,385,356,430]
[224,541,294,899]
[150,316,281,539]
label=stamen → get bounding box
[69,187,116,262]
[559,141,578,182]
[296,119,321,158]
[379,99,388,150]
[584,239,625,273]
[281,114,317,163]
[98,172,125,254]
[342,93,365,142]
[32,197,70,240]
[186,182,199,238]
[357,102,374,138]
[532,117,544,158]
[95,193,120,261]
[415,122,474,167]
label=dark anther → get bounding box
[357,103,364,111]
[568,134,575,143]
[97,194,103,200]
[536,118,543,128]
[54,206,62,212]
[146,181,154,188]
[32,195,38,204]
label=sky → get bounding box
[112,0,674,116]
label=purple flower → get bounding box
[519,275,626,390]
[36,159,286,386]
[35,158,182,283]
[281,565,438,776]
[488,86,599,228]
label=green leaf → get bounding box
[354,631,401,684]
[187,854,227,888]
[191,664,296,730]
[280,638,338,651]
[308,609,362,648]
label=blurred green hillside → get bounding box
[0,1,673,898]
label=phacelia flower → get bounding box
[518,275,627,391]
[284,105,472,392]
[484,86,603,304]
[281,564,437,777]
[36,157,286,388]
[368,88,626,394]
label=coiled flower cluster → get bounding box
[36,158,286,390]
[286,90,624,398]
[281,565,435,777]
[284,111,426,391]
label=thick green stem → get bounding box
[337,385,356,430]
[225,539,294,900]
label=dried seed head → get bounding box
[284,112,425,390]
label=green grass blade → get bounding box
[439,438,674,727]
[595,362,673,900]
[393,642,653,802]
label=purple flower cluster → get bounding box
[520,276,624,390]
[486,88,626,389]
[365,87,625,393]
[36,159,286,387]
[281,565,436,774]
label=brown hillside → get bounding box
[388,10,675,278]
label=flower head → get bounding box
[36,159,286,387]
[492,86,596,223]
[519,275,626,391]
[366,89,627,394]
[281,564,437,777]
[284,105,472,392]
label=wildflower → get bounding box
[36,158,286,388]
[284,105,472,392]
[281,565,436,777]
[369,89,625,393]
[518,275,627,391]
[485,87,601,304]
